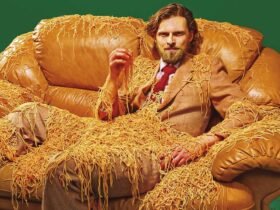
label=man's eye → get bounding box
[174,32,185,36]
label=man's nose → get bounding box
[167,34,175,45]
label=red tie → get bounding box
[153,65,176,93]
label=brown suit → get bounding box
[130,53,245,136]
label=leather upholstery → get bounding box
[33,15,145,89]
[240,47,280,105]
[212,134,280,182]
[196,19,263,82]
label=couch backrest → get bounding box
[33,15,146,90]
[1,15,279,117]
[196,19,263,82]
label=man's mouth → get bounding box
[165,48,178,51]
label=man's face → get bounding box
[155,16,193,64]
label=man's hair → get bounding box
[146,3,200,54]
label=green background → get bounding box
[0,0,279,52]
[0,1,280,209]
[270,196,280,210]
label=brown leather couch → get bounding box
[0,15,280,210]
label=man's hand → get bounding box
[109,48,133,83]
[159,133,223,170]
[159,145,202,170]
[96,48,133,120]
[171,147,196,166]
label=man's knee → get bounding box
[6,102,48,145]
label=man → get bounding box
[42,3,256,210]
[96,3,254,168]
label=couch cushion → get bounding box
[45,86,99,117]
[33,15,146,90]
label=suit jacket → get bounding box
[128,53,246,136]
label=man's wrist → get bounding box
[198,133,224,151]
[103,79,119,100]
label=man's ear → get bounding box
[154,37,157,44]
[188,32,194,42]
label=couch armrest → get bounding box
[212,133,280,182]
[0,32,48,99]
[0,80,42,117]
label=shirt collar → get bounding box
[159,58,181,71]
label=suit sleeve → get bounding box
[209,58,260,139]
[96,81,153,121]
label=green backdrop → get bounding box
[0,0,279,52]
[0,1,280,209]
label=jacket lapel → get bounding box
[157,56,194,110]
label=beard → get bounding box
[156,44,185,64]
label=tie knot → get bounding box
[163,64,176,75]
[152,64,176,94]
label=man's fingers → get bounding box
[172,151,179,159]
[110,48,132,60]
[177,158,187,167]
[110,52,131,61]
[109,59,127,67]
[171,147,182,158]
[160,160,165,170]
[177,156,192,166]
[160,147,194,170]
[172,149,194,167]
[159,158,170,170]
[174,147,182,152]
[113,48,132,54]
[171,150,185,166]
[159,153,166,160]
